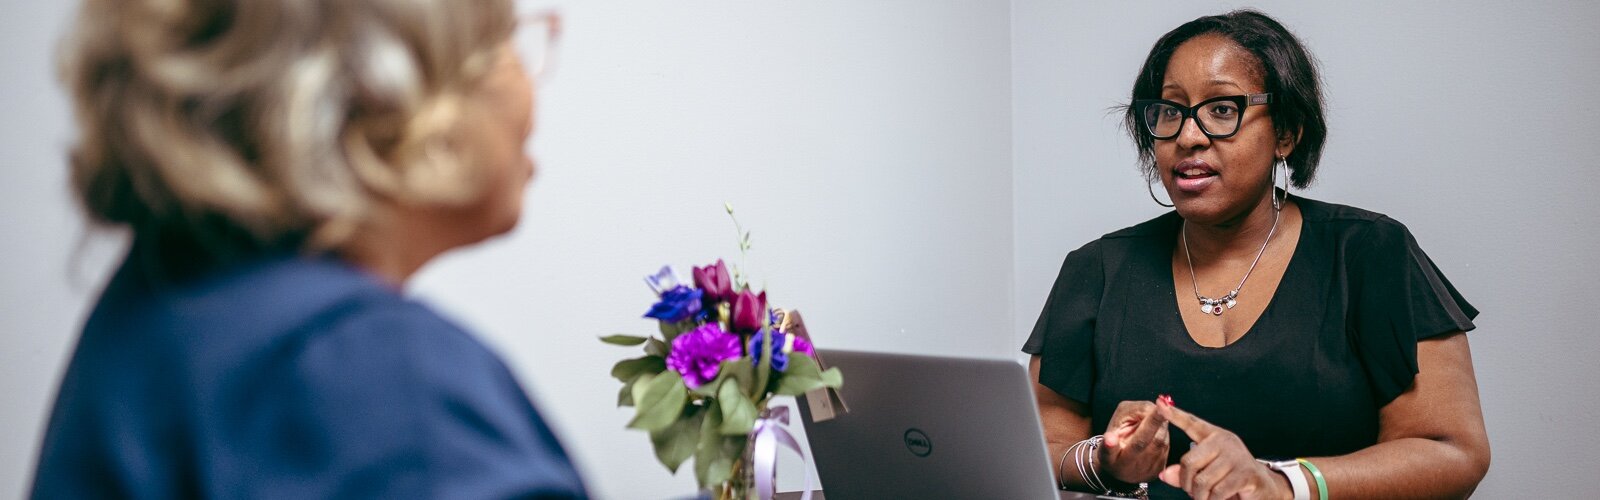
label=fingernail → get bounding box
[1158,394,1176,407]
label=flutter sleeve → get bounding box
[1350,216,1479,406]
[1022,240,1105,405]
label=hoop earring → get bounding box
[1148,180,1174,208]
[1272,156,1289,211]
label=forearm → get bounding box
[1048,438,1099,492]
[1301,436,1488,499]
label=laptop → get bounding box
[797,349,1113,500]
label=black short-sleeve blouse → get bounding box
[1022,195,1477,473]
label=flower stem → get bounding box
[725,203,751,290]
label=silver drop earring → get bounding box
[1272,155,1289,210]
[1148,179,1175,208]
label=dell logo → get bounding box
[903,428,932,457]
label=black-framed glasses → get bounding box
[1134,93,1272,140]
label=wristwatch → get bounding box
[1260,459,1310,500]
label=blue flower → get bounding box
[749,331,803,372]
[645,285,703,322]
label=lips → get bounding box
[1173,159,1218,194]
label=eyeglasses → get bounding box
[514,10,563,82]
[1134,93,1272,140]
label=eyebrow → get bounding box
[1163,79,1245,90]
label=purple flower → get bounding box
[644,266,683,295]
[668,324,743,388]
[729,290,767,335]
[645,285,703,322]
[693,259,734,303]
[748,331,815,372]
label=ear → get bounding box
[1276,126,1302,158]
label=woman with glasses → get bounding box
[1024,10,1488,500]
[31,0,584,497]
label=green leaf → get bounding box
[694,402,732,488]
[820,367,843,388]
[717,379,759,436]
[629,371,688,432]
[649,406,704,473]
[600,334,649,346]
[689,358,755,398]
[617,377,637,407]
[631,373,657,406]
[773,354,828,396]
[611,355,666,382]
[659,319,697,342]
[645,337,670,357]
[722,358,756,396]
[614,383,633,407]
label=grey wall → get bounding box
[1012,1,1600,497]
[3,0,1595,498]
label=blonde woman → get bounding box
[31,0,586,497]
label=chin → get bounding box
[1173,199,1233,225]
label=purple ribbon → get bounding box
[750,406,814,500]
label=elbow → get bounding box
[1442,435,1491,497]
[1467,441,1491,490]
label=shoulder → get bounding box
[1063,211,1179,260]
[81,252,509,403]
[1102,210,1182,241]
[1054,211,1177,270]
[1297,195,1410,235]
[1295,195,1418,257]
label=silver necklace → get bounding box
[1181,204,1281,317]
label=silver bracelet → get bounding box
[1086,435,1149,499]
[1056,437,1096,491]
[1084,435,1107,491]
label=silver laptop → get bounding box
[797,349,1107,500]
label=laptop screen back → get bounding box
[797,349,1063,499]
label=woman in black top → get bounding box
[1024,10,1489,500]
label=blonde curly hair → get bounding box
[62,0,515,270]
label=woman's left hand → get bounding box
[1156,402,1292,500]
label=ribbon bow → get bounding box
[750,406,815,500]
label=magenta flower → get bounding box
[693,259,734,303]
[666,324,743,389]
[729,290,767,335]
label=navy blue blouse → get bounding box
[32,247,588,499]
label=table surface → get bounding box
[772,490,1129,499]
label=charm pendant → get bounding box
[1198,292,1239,317]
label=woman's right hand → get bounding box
[1099,399,1171,483]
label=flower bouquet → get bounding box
[603,208,841,499]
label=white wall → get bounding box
[1012,1,1600,498]
[5,0,1597,498]
[0,1,1014,498]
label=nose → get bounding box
[1174,115,1211,150]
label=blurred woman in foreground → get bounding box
[32,0,587,497]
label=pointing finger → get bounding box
[1158,399,1218,443]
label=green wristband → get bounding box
[1296,458,1328,500]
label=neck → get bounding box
[1182,192,1285,261]
[339,207,467,287]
